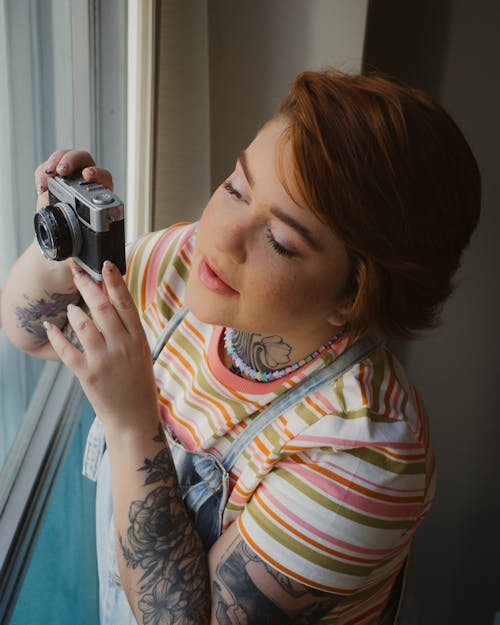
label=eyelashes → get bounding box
[265,228,296,257]
[222,181,242,200]
[222,179,298,259]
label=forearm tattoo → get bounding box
[231,330,292,371]
[119,425,210,624]
[16,290,81,345]
[213,537,341,625]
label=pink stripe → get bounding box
[287,462,424,518]
[146,227,182,303]
[311,456,425,495]
[290,434,423,450]
[259,483,400,557]
[311,390,339,414]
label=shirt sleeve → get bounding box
[125,222,196,315]
[236,353,435,596]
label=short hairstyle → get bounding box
[277,70,481,340]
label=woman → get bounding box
[1,70,480,624]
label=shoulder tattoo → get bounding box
[213,535,341,624]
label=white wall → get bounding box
[152,0,369,230]
[153,0,211,227]
[208,0,368,189]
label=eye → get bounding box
[265,228,297,258]
[222,181,242,200]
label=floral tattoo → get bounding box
[16,291,81,345]
[118,425,210,624]
[231,330,292,371]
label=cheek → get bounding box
[245,262,306,309]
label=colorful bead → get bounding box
[224,327,342,383]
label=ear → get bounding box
[326,305,351,329]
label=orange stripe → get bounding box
[254,437,270,458]
[166,343,234,426]
[179,248,191,265]
[238,519,349,593]
[184,318,205,344]
[372,446,426,462]
[164,283,182,308]
[158,396,201,447]
[383,374,396,417]
[359,361,368,406]
[293,455,422,504]
[304,395,327,416]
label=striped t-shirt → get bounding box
[125,222,436,625]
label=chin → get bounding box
[184,282,229,328]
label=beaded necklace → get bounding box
[223,327,341,382]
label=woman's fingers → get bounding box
[34,149,99,196]
[71,262,141,341]
[100,261,145,333]
[44,320,87,374]
[82,165,114,191]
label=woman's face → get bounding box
[186,118,351,344]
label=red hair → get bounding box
[277,70,481,339]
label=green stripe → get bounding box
[334,375,347,413]
[341,407,401,423]
[156,236,182,289]
[295,402,321,426]
[127,235,152,307]
[156,359,220,432]
[246,498,379,576]
[173,254,190,282]
[369,350,387,411]
[278,468,413,530]
[345,447,426,475]
[196,366,250,419]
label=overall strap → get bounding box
[151,306,189,363]
[220,334,382,472]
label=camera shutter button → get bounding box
[92,191,114,205]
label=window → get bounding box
[0,1,126,621]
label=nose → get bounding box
[214,217,248,264]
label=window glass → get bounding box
[0,0,95,471]
[8,401,99,625]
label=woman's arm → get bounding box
[44,263,343,624]
[1,240,78,359]
[1,149,112,359]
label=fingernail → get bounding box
[71,266,85,279]
[57,162,69,173]
[85,167,96,176]
[67,303,77,313]
[44,167,54,174]
[43,320,53,331]
[103,260,114,273]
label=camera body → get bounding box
[34,174,126,281]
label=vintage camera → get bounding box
[34,174,126,281]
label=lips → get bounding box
[198,256,239,296]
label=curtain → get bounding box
[0,1,46,467]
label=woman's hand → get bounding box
[34,149,114,211]
[44,260,160,432]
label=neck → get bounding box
[230,330,294,372]
[223,326,344,381]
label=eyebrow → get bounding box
[270,207,321,251]
[237,150,254,187]
[237,150,321,252]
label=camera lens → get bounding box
[34,203,82,261]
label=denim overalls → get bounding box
[83,307,410,624]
